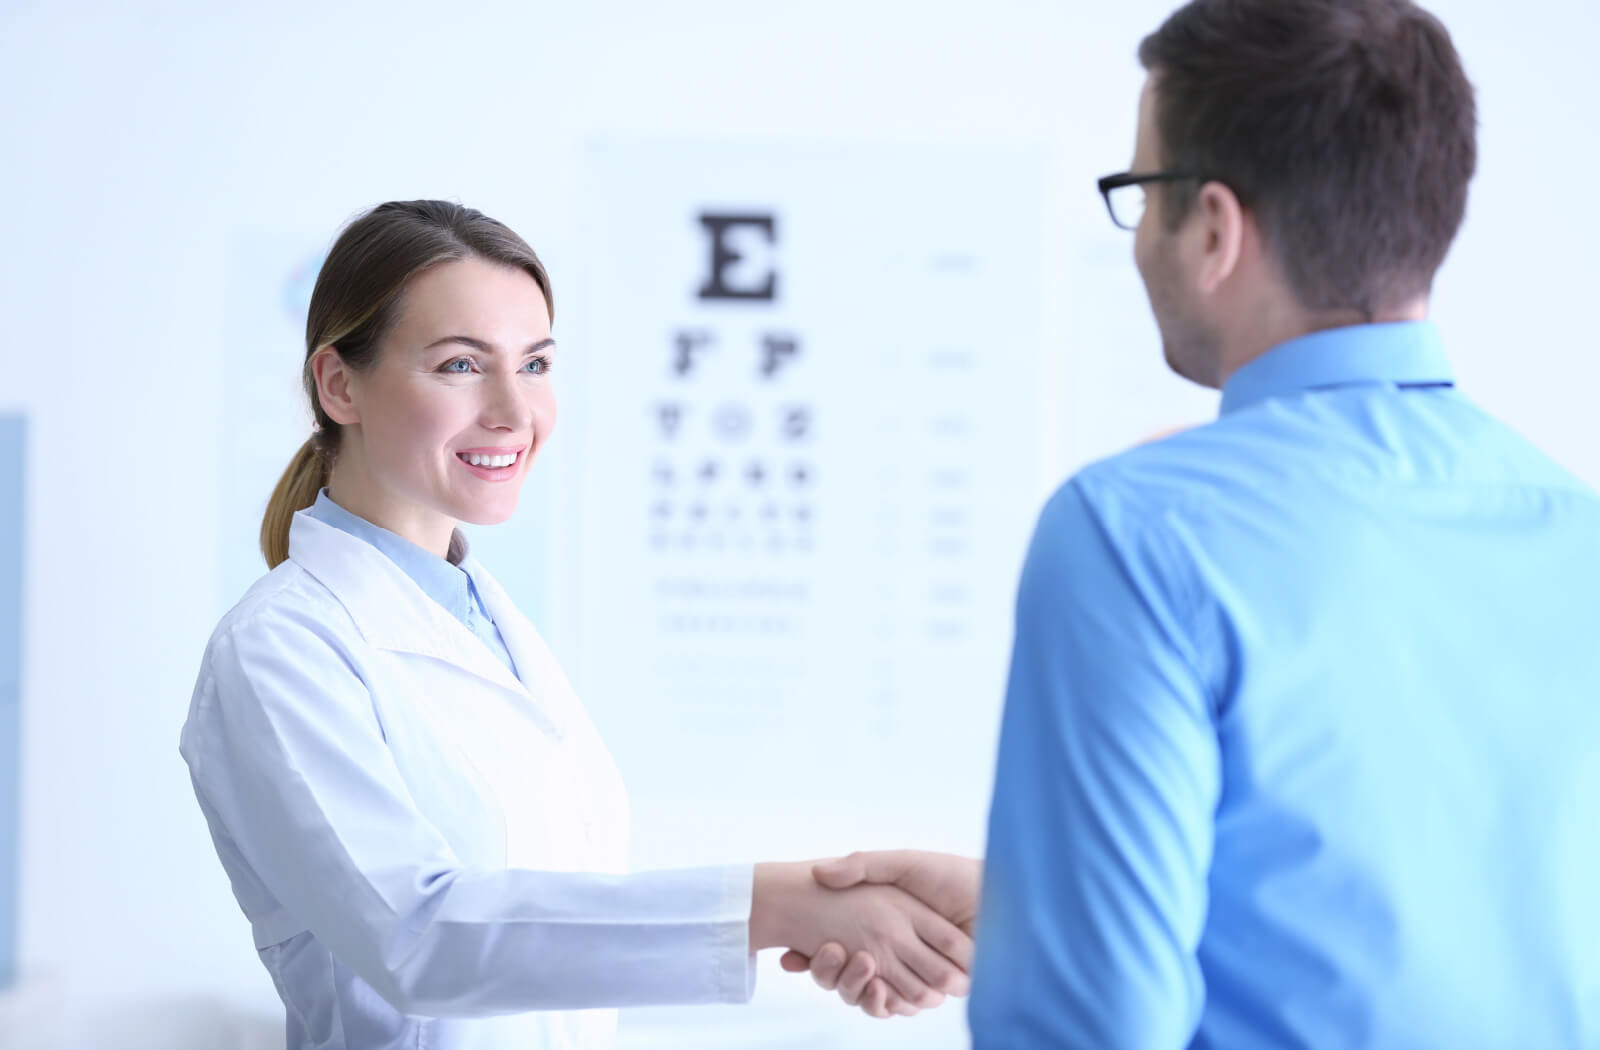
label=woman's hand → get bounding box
[750,861,973,1015]
[779,942,914,1018]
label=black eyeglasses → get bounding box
[1097,171,1212,231]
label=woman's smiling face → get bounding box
[317,254,557,554]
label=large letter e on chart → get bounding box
[697,213,778,302]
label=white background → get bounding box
[1,1,1596,1047]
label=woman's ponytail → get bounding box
[259,434,331,568]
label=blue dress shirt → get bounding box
[306,491,518,676]
[970,322,1600,1048]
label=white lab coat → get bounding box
[179,509,755,1050]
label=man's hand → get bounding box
[778,851,982,1018]
[817,850,982,934]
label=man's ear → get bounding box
[1192,180,1246,296]
[310,346,360,426]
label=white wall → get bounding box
[0,1,1596,1047]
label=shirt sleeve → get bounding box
[969,478,1221,1049]
[181,596,755,1018]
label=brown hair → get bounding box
[1138,0,1477,317]
[259,200,554,568]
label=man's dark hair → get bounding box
[1139,0,1477,317]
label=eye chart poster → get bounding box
[566,141,1047,808]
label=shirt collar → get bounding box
[1219,321,1453,417]
[305,490,476,622]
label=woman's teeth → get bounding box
[461,452,517,468]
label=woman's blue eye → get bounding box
[444,358,473,374]
[524,356,552,375]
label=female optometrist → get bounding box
[178,200,977,1050]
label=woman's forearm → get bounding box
[749,861,809,951]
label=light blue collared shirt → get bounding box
[306,491,518,677]
[971,322,1600,1048]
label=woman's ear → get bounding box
[310,346,360,426]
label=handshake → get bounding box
[750,850,982,1020]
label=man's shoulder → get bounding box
[1076,390,1593,508]
[1055,408,1385,561]
[1069,419,1258,515]
[1023,427,1242,572]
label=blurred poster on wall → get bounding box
[218,234,323,609]
[566,140,1047,810]
[0,415,22,990]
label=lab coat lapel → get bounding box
[458,556,570,716]
[286,511,527,698]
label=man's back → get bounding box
[971,322,1600,1048]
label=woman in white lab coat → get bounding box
[179,200,978,1050]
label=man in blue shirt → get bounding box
[963,0,1600,1046]
[790,0,1600,1044]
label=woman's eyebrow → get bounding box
[422,335,557,354]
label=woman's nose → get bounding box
[480,373,533,430]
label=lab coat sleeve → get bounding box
[184,597,755,1017]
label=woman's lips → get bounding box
[455,447,524,480]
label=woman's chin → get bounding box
[459,505,519,527]
[448,491,522,527]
